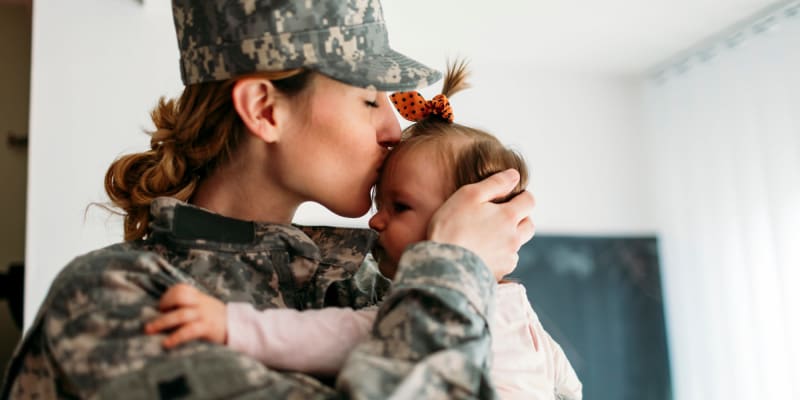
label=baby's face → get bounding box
[369,147,450,279]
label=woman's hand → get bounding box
[144,283,227,348]
[428,169,535,281]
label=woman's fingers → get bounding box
[507,190,536,223]
[145,308,198,334]
[517,216,536,249]
[467,169,521,203]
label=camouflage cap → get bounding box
[172,0,442,91]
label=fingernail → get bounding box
[502,169,519,182]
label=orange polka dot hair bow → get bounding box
[390,91,454,123]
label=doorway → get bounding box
[0,1,31,373]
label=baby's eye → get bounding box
[365,100,379,108]
[393,202,410,213]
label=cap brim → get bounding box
[317,48,442,92]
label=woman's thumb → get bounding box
[476,169,520,202]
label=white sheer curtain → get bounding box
[644,2,800,399]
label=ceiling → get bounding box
[382,0,783,76]
[0,0,783,76]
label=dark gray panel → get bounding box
[510,236,672,400]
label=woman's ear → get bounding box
[232,77,281,143]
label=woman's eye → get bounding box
[365,100,379,108]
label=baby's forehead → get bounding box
[375,150,413,195]
[384,134,470,171]
[381,143,440,177]
[375,143,452,195]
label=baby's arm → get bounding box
[497,283,582,399]
[227,303,376,376]
[542,329,583,400]
[524,303,583,400]
[145,283,377,377]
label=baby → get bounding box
[146,61,582,399]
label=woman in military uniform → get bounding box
[1,0,535,398]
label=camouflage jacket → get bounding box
[2,198,498,399]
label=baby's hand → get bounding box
[144,283,227,349]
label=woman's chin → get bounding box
[328,199,371,219]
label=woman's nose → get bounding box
[369,210,386,232]
[376,93,401,148]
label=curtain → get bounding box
[644,2,800,399]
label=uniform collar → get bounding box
[148,197,376,274]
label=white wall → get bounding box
[25,0,653,328]
[25,0,181,327]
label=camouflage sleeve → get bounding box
[336,241,499,399]
[5,242,497,399]
[342,253,393,308]
[316,252,393,310]
[3,250,338,399]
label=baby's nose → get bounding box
[369,211,386,232]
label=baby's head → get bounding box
[369,61,528,279]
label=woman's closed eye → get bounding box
[365,100,379,108]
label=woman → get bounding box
[1,1,535,399]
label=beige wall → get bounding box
[0,4,30,372]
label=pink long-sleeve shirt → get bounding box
[227,282,582,399]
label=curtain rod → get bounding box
[647,0,799,81]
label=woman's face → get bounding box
[275,74,401,217]
[369,147,450,278]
